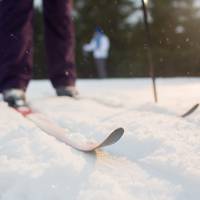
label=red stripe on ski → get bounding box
[15,107,33,117]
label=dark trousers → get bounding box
[0,0,76,92]
[95,58,107,78]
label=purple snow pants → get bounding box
[0,0,76,92]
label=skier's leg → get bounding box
[43,0,77,89]
[95,59,107,78]
[0,0,34,93]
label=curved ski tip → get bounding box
[110,127,124,140]
[115,127,124,140]
[192,103,199,109]
[98,127,124,148]
[181,103,199,118]
[116,127,124,135]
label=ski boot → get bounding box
[3,89,32,116]
[56,86,79,98]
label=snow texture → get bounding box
[0,78,200,200]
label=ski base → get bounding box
[27,113,124,152]
[15,107,124,152]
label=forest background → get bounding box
[33,0,200,78]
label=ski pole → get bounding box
[141,0,158,103]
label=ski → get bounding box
[180,103,199,118]
[15,108,124,152]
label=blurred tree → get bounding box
[149,0,200,76]
[33,0,200,79]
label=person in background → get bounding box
[0,0,78,111]
[83,27,110,78]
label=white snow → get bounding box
[0,78,200,200]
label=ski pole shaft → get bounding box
[141,0,158,102]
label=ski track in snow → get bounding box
[0,78,200,200]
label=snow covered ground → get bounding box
[0,78,200,200]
